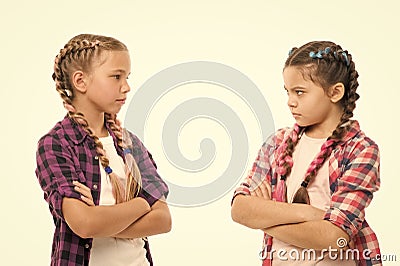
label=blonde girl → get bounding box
[36,34,171,266]
[231,41,381,266]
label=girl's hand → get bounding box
[250,180,271,200]
[73,181,95,206]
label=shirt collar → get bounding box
[60,115,118,145]
[340,120,361,143]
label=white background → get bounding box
[0,0,398,265]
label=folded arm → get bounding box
[263,219,349,250]
[114,198,171,239]
[73,182,171,239]
[62,196,151,239]
[231,179,324,229]
[231,194,324,229]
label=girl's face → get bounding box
[283,66,341,137]
[82,50,131,115]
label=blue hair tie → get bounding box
[104,166,113,174]
[324,47,331,54]
[310,50,324,59]
[123,148,132,155]
[342,52,350,66]
[288,47,297,56]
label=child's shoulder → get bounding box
[260,126,292,153]
[264,126,292,144]
[121,128,143,147]
[344,120,379,148]
[37,116,77,145]
[338,120,380,161]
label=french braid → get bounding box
[280,41,360,204]
[275,124,302,202]
[53,34,141,203]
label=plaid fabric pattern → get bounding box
[35,116,168,266]
[123,128,169,206]
[233,120,381,266]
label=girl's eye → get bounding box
[113,75,121,80]
[296,90,304,95]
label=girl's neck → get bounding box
[74,106,108,137]
[305,126,334,139]
[90,118,109,137]
[305,107,343,139]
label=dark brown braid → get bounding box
[281,41,360,204]
[52,34,140,203]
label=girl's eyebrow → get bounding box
[111,69,130,75]
[284,85,307,91]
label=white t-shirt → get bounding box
[89,135,149,266]
[272,133,355,265]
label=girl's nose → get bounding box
[122,80,131,93]
[287,96,297,108]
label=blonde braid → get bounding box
[105,113,142,201]
[53,34,139,204]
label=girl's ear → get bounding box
[71,71,88,93]
[329,83,345,103]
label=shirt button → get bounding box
[93,184,98,190]
[94,156,98,160]
[84,244,90,249]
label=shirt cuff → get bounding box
[138,189,161,206]
[323,207,359,238]
[231,184,251,205]
[49,187,81,220]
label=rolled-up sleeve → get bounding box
[35,134,81,220]
[126,132,169,206]
[232,128,286,201]
[232,142,270,199]
[324,142,380,239]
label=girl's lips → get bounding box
[292,113,301,118]
[116,99,126,104]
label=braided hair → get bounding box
[52,34,141,203]
[278,41,360,204]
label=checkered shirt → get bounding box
[35,116,169,266]
[233,120,381,266]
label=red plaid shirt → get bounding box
[233,120,381,266]
[35,116,169,266]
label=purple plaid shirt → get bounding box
[35,116,169,266]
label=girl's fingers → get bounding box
[250,187,258,197]
[253,187,263,198]
[73,181,91,192]
[78,191,95,206]
[73,181,94,206]
[80,195,95,206]
[259,181,271,200]
[75,186,92,200]
[246,177,271,200]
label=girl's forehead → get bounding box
[283,67,306,81]
[283,66,320,89]
[95,50,131,70]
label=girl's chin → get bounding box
[107,107,122,114]
[295,120,310,128]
